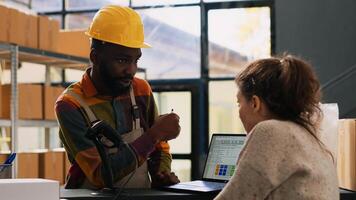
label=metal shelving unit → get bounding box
[0,42,90,178]
[0,119,59,127]
[0,43,89,69]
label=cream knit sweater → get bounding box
[214,120,339,200]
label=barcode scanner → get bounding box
[85,120,124,190]
[86,120,124,147]
[85,120,136,199]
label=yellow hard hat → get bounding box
[86,5,151,48]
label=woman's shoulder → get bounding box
[255,119,302,130]
[250,119,306,140]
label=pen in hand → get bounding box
[166,109,175,143]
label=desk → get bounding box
[60,188,216,200]
[61,188,356,200]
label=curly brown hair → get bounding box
[236,54,322,141]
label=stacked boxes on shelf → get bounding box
[17,152,39,178]
[0,84,43,119]
[57,29,90,58]
[38,15,59,51]
[0,153,8,163]
[0,5,88,126]
[25,13,38,49]
[8,8,26,46]
[0,4,83,185]
[0,5,39,50]
[0,151,68,184]
[0,5,10,43]
[39,150,65,185]
[0,84,64,120]
[0,4,89,57]
[43,86,64,120]
[0,153,11,179]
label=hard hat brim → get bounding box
[86,31,151,48]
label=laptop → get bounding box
[163,134,246,193]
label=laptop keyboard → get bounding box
[187,180,226,188]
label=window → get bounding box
[204,0,237,2]
[208,7,271,77]
[65,69,84,83]
[48,15,63,27]
[1,63,45,84]
[209,81,245,139]
[171,159,191,182]
[17,127,45,151]
[66,12,95,29]
[17,127,61,151]
[66,0,129,11]
[132,0,199,7]
[153,92,192,154]
[50,67,63,84]
[152,90,193,181]
[136,6,201,79]
[31,0,62,12]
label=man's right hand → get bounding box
[147,113,181,142]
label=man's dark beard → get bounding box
[99,62,132,96]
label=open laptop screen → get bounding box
[202,134,246,181]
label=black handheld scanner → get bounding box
[86,120,124,147]
[85,120,123,189]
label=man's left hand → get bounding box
[151,171,180,188]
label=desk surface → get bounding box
[60,188,216,200]
[60,188,356,200]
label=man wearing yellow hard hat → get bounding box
[55,5,181,189]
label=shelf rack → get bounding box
[0,43,89,69]
[0,42,90,178]
[0,119,59,127]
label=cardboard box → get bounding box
[18,84,43,119]
[337,119,356,190]
[0,153,9,163]
[18,12,27,46]
[8,8,26,46]
[49,18,60,51]
[38,16,59,51]
[57,30,90,57]
[8,8,19,44]
[43,86,64,120]
[17,152,39,178]
[25,14,38,49]
[0,84,43,119]
[38,16,50,50]
[0,5,10,43]
[0,179,59,200]
[39,151,64,184]
[0,153,11,178]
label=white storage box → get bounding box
[0,178,59,200]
